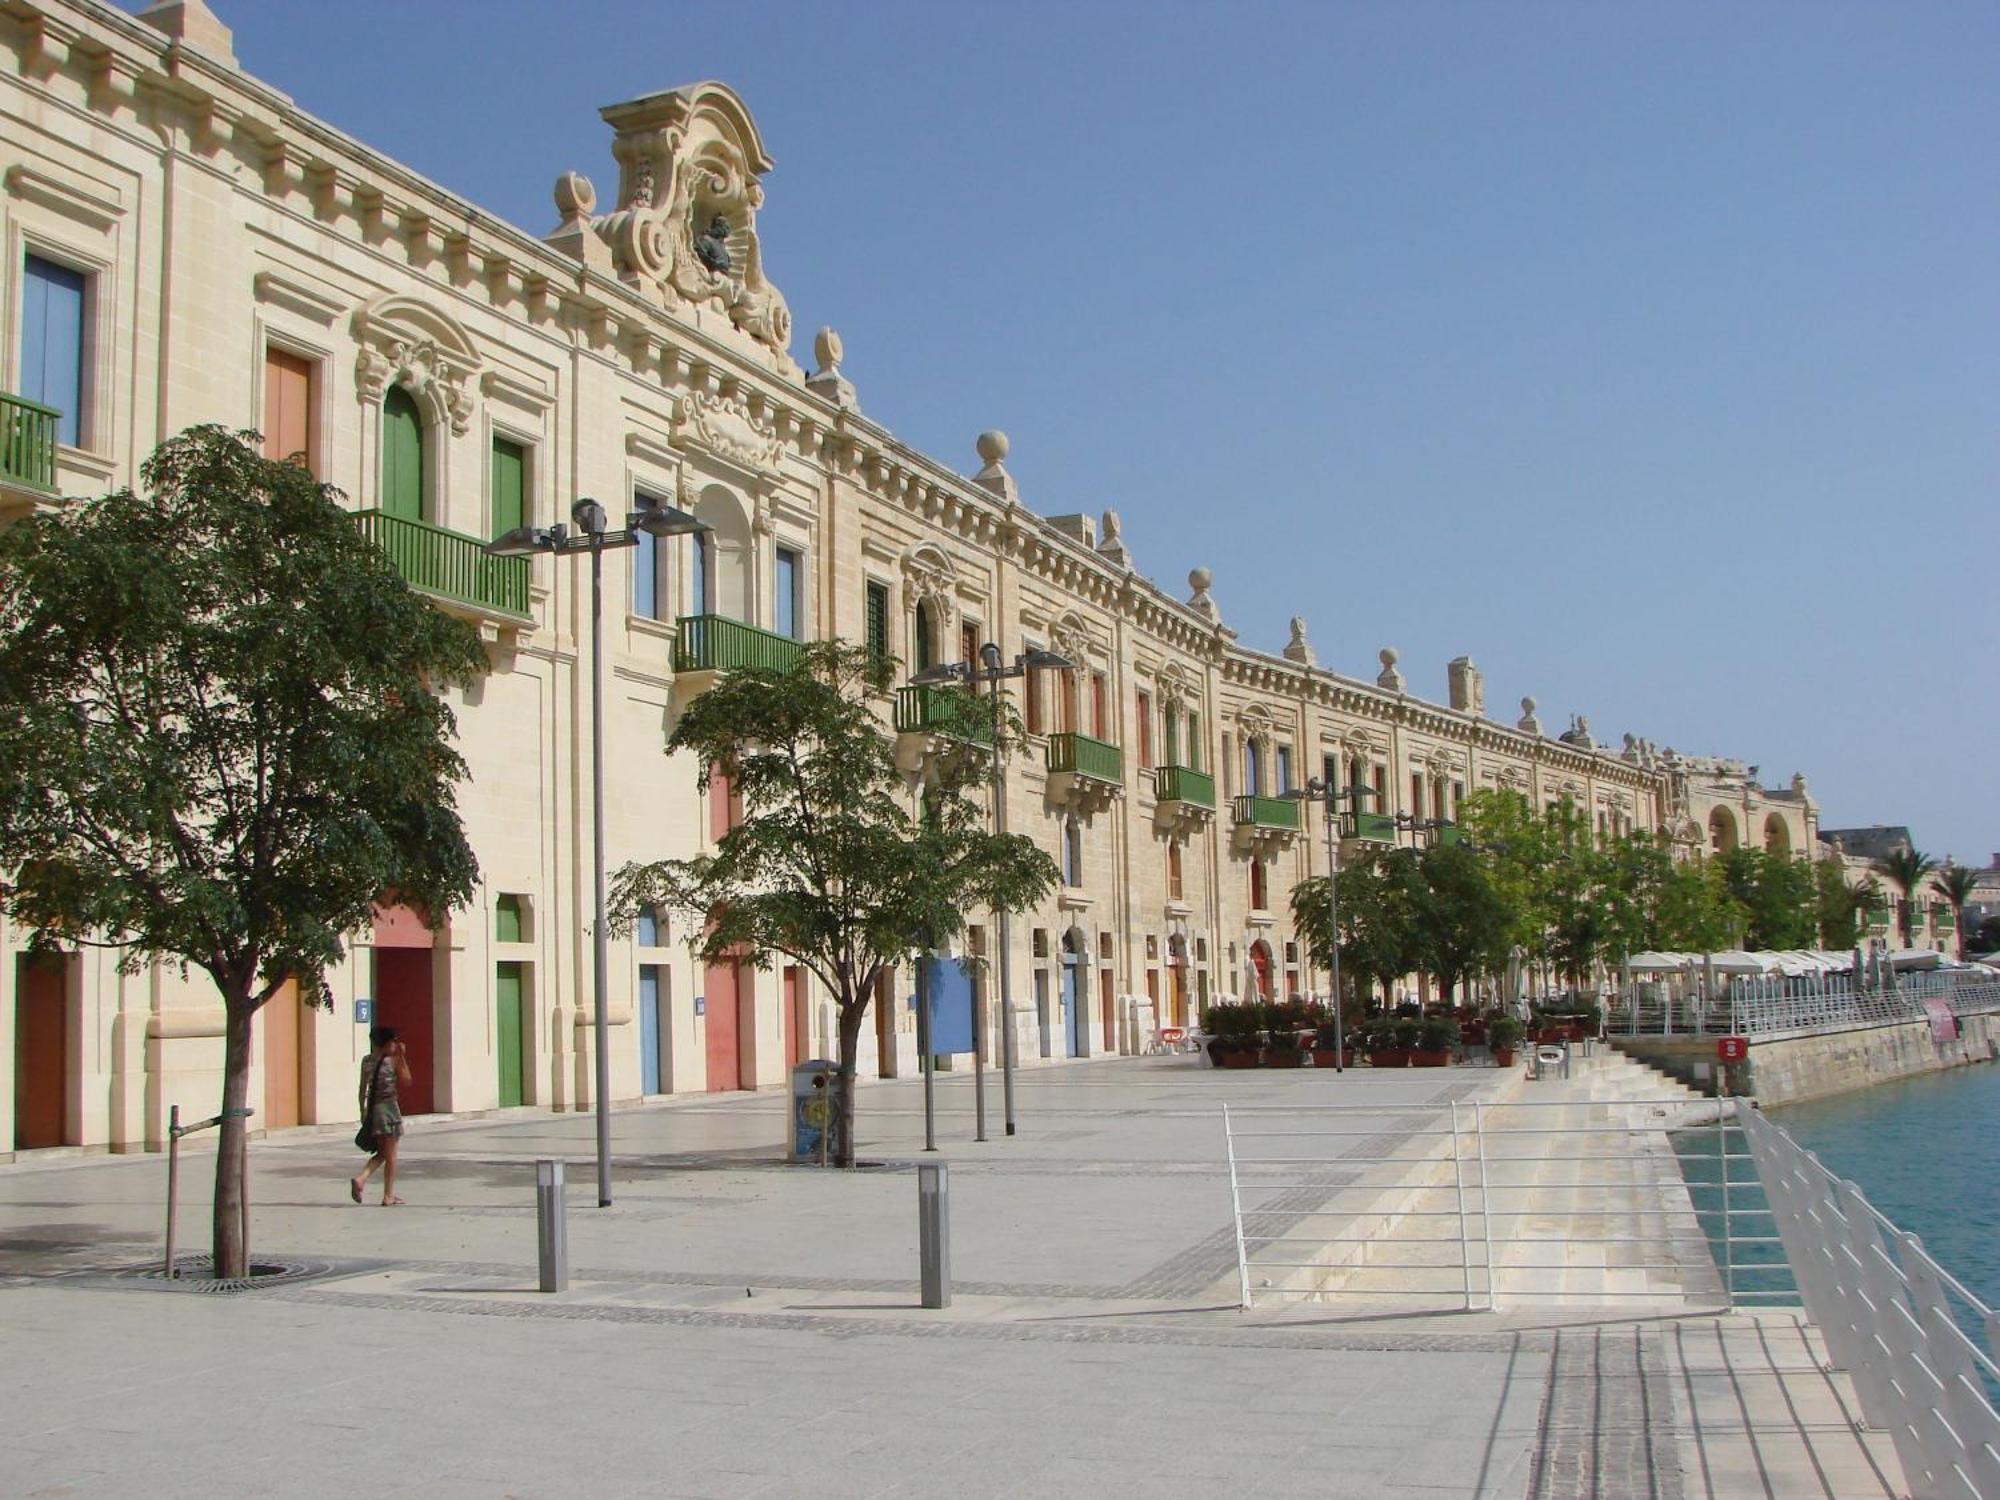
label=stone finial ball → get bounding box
[813,326,843,371]
[553,170,596,220]
[1521,696,1537,713]
[1189,566,1213,592]
[976,430,1010,464]
[1379,647,1399,667]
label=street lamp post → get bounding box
[1283,779,1375,1071]
[486,497,709,1208]
[910,641,1073,1138]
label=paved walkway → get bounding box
[0,1056,1902,1498]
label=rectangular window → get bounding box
[262,348,316,472]
[632,489,667,621]
[494,893,524,944]
[774,546,801,640]
[1186,712,1200,771]
[691,531,712,617]
[1060,670,1079,734]
[1373,765,1388,810]
[1276,745,1293,794]
[864,579,889,665]
[1410,772,1425,820]
[1323,753,1340,793]
[1025,646,1045,733]
[1091,673,1107,740]
[1452,781,1464,818]
[960,621,980,664]
[1162,705,1178,767]
[1243,741,1261,798]
[21,254,86,446]
[491,438,525,537]
[1135,689,1152,769]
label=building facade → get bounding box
[0,0,1822,1154]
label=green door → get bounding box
[491,437,524,537]
[495,961,525,1108]
[381,386,425,522]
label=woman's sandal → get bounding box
[349,1179,363,1204]
[383,1196,407,1206]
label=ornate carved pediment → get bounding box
[671,388,783,475]
[550,82,797,373]
[353,295,480,435]
[1051,612,1097,671]
[902,543,957,623]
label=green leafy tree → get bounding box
[1813,857,1866,950]
[609,642,1056,1166]
[1719,847,1818,950]
[1536,799,1602,987]
[1935,863,1977,961]
[1413,840,1513,1003]
[1874,847,1939,946]
[1597,832,1678,960]
[1291,847,1424,1012]
[1655,857,1746,952]
[0,427,484,1277]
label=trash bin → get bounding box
[789,1060,842,1164]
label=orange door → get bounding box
[784,966,806,1068]
[13,955,67,1150]
[260,978,302,1130]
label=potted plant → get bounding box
[1310,1021,1355,1070]
[1366,1015,1416,1068]
[1487,1014,1524,1067]
[1411,1015,1459,1066]
[1205,1003,1262,1068]
[1264,1023,1305,1068]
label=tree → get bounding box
[609,641,1056,1167]
[1291,848,1424,1012]
[0,427,484,1277]
[1813,857,1867,951]
[1719,847,1818,950]
[1413,840,1513,1004]
[1935,863,1978,961]
[1874,847,1939,946]
[1654,857,1746,953]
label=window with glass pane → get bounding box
[864,579,889,663]
[1276,745,1292,794]
[632,490,668,619]
[21,254,86,446]
[263,348,315,472]
[636,910,661,947]
[1244,741,1261,798]
[1135,689,1152,769]
[1186,712,1200,771]
[691,530,711,616]
[775,547,800,639]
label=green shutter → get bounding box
[495,962,524,1108]
[491,438,525,537]
[495,893,523,944]
[382,387,425,522]
[865,580,889,662]
[1187,712,1200,771]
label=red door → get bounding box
[784,966,806,1068]
[13,955,67,1149]
[372,904,436,1115]
[1100,969,1116,1052]
[703,959,740,1092]
[1251,942,1274,1001]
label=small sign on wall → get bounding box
[354,997,374,1025]
[694,994,706,1017]
[1717,1036,1748,1062]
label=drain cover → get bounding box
[103,1255,356,1295]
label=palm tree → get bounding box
[1874,847,1939,947]
[1935,863,1978,961]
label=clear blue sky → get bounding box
[201,1,1997,865]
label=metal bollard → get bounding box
[536,1159,568,1293]
[917,1161,950,1309]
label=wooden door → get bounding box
[495,962,525,1108]
[784,966,806,1068]
[1172,968,1189,1028]
[703,959,740,1092]
[372,948,435,1115]
[13,955,66,1150]
[1100,969,1115,1052]
[260,978,302,1130]
[874,971,895,1077]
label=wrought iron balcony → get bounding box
[1,392,60,491]
[354,509,530,618]
[1154,764,1215,810]
[1046,731,1122,786]
[1231,794,1300,832]
[894,684,993,745]
[673,614,803,675]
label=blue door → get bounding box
[1064,958,1084,1057]
[639,965,662,1095]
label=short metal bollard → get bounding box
[536,1159,568,1293]
[917,1161,950,1309]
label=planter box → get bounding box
[1309,1049,1356,1069]
[1409,1049,1451,1067]
[1264,1050,1305,1069]
[1216,1047,1261,1069]
[1368,1048,1409,1068]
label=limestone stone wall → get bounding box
[1611,1014,2000,1107]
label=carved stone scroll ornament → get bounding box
[352,296,483,437]
[670,388,783,474]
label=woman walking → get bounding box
[351,1026,412,1205]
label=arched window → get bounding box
[1244,741,1262,798]
[1763,815,1791,858]
[914,598,937,674]
[1709,808,1739,855]
[381,385,426,521]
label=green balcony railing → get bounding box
[1046,731,1122,785]
[1433,822,1467,847]
[355,509,530,617]
[1154,764,1215,810]
[1349,810,1399,844]
[673,614,803,674]
[894,684,993,745]
[1864,910,1890,932]
[1232,794,1300,832]
[1937,911,1957,932]
[1,392,60,491]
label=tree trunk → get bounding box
[212,997,254,1279]
[834,996,866,1169]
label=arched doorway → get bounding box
[1250,940,1275,1001]
[1763,815,1791,858]
[1061,928,1086,1057]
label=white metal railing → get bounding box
[1609,973,2000,1040]
[1738,1100,2000,1500]
[1221,1098,1785,1311]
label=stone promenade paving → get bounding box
[0,1057,1901,1498]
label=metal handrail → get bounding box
[1737,1099,2000,1497]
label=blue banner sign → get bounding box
[923,957,976,1055]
